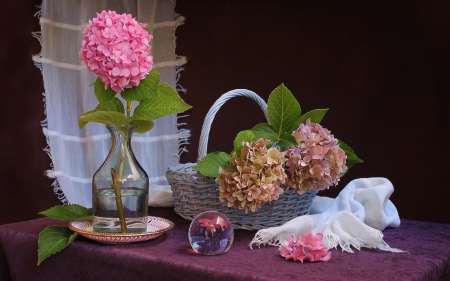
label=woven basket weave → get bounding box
[166,89,316,231]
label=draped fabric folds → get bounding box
[33,0,188,207]
[250,178,404,253]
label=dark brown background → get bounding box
[1,0,449,225]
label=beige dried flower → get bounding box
[216,138,287,213]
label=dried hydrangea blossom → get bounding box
[216,138,287,213]
[279,232,331,263]
[285,119,348,194]
[79,10,153,93]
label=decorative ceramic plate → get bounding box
[69,216,174,244]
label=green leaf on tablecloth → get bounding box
[250,123,278,142]
[291,108,329,131]
[193,152,232,178]
[95,97,125,114]
[39,204,93,221]
[267,84,301,138]
[94,78,116,103]
[338,140,364,169]
[121,69,160,101]
[37,226,78,266]
[78,110,127,128]
[130,119,155,134]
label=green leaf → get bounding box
[95,97,125,114]
[121,69,160,101]
[250,123,278,141]
[338,140,364,169]
[277,133,298,150]
[193,152,232,178]
[291,108,329,131]
[233,130,257,150]
[132,92,192,121]
[158,82,181,97]
[37,226,78,265]
[267,84,301,137]
[78,110,96,129]
[94,78,116,103]
[130,119,155,134]
[39,204,93,221]
[78,111,127,127]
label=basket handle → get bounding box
[197,89,268,161]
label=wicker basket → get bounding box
[166,89,316,231]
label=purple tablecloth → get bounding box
[1,207,449,281]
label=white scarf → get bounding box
[250,178,405,253]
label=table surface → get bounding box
[1,207,449,281]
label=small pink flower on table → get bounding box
[279,231,331,263]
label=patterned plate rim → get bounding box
[68,216,175,238]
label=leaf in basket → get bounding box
[291,108,329,132]
[267,84,301,138]
[194,152,232,178]
[338,140,363,169]
[277,133,298,150]
[233,130,257,150]
[250,123,277,141]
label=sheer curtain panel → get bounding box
[33,0,188,207]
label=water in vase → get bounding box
[93,187,148,233]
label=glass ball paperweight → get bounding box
[188,211,234,255]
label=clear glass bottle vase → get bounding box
[92,124,149,233]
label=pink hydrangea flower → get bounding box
[279,231,331,263]
[284,119,348,194]
[79,10,153,93]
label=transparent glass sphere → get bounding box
[188,211,234,255]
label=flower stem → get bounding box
[110,168,127,233]
[111,100,134,233]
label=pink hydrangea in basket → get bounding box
[166,84,362,230]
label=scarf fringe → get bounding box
[250,227,407,253]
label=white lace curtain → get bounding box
[34,0,188,207]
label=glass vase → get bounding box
[92,124,149,233]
